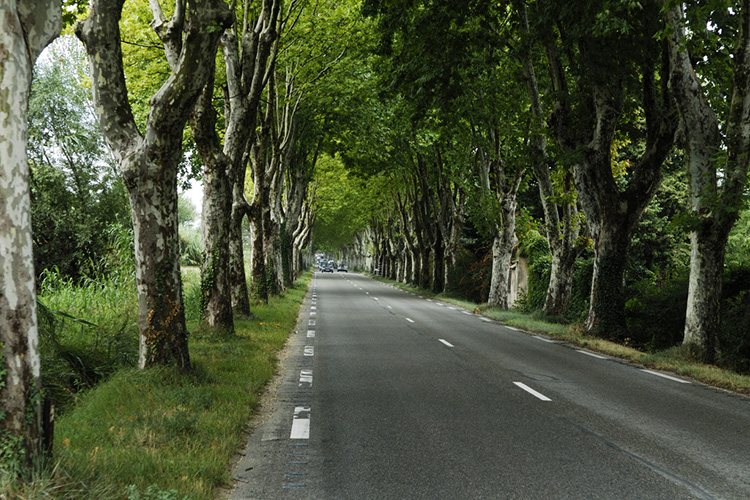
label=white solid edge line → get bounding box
[405,318,415,323]
[513,382,552,401]
[641,369,691,384]
[577,350,608,359]
[439,339,454,348]
[533,335,556,343]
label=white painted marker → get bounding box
[299,370,313,386]
[513,382,552,401]
[307,330,315,338]
[533,335,556,343]
[439,339,454,348]
[577,350,608,360]
[304,346,314,356]
[290,407,310,439]
[641,369,691,384]
[405,318,415,323]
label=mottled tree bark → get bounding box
[76,0,232,368]
[545,27,676,338]
[517,2,583,317]
[190,76,234,332]
[664,1,750,361]
[0,0,61,472]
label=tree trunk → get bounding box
[487,217,517,309]
[684,226,728,360]
[229,197,251,316]
[664,0,750,361]
[76,0,233,368]
[431,239,445,294]
[191,74,233,332]
[0,0,61,472]
[585,223,630,338]
[544,248,578,318]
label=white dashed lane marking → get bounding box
[513,382,552,402]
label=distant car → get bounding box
[321,265,334,273]
[337,264,348,272]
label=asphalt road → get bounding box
[227,272,750,499]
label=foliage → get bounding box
[37,267,139,413]
[29,36,131,282]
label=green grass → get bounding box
[371,274,750,396]
[8,272,311,499]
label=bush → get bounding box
[718,269,750,373]
[625,272,688,350]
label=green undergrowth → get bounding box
[8,272,311,499]
[371,274,750,397]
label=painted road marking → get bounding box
[462,311,473,316]
[310,311,316,316]
[290,407,310,439]
[307,330,315,338]
[506,326,521,331]
[447,306,457,310]
[304,346,314,356]
[642,369,691,384]
[439,339,454,348]
[373,297,379,301]
[577,350,608,360]
[513,382,552,401]
[387,305,392,310]
[481,318,492,323]
[299,370,313,387]
[308,320,315,326]
[533,335,556,343]
[405,318,415,323]
[311,306,316,310]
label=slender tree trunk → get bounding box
[0,0,61,472]
[191,75,233,331]
[431,239,444,294]
[228,197,251,316]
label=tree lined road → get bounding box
[230,273,750,499]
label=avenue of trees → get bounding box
[1,0,750,476]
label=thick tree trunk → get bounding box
[487,218,517,309]
[129,168,191,367]
[684,226,729,360]
[544,249,578,318]
[0,0,61,472]
[76,0,233,368]
[431,239,444,294]
[585,223,630,338]
[665,0,750,360]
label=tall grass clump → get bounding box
[37,223,139,412]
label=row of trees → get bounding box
[2,0,361,474]
[317,0,749,366]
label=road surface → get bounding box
[227,272,750,499]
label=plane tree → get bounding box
[75,0,233,367]
[0,0,61,474]
[663,0,750,361]
[531,0,677,339]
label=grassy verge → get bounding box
[7,272,310,499]
[371,274,750,396]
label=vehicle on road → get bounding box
[337,264,348,272]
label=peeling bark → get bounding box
[0,0,61,471]
[76,0,233,368]
[664,0,750,361]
